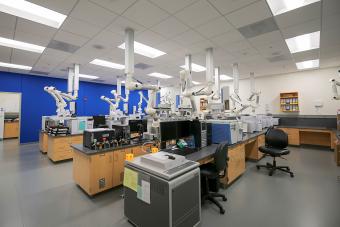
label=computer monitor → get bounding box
[177,121,191,138]
[160,121,178,141]
[129,119,147,133]
[93,116,106,128]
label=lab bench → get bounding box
[3,120,19,139]
[47,133,83,162]
[71,141,154,196]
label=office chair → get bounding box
[200,143,228,214]
[256,128,294,177]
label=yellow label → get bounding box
[123,167,138,192]
[125,153,134,161]
[151,147,159,153]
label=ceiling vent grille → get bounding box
[267,55,290,62]
[47,40,80,53]
[238,17,279,39]
[135,63,153,70]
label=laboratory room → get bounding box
[0,0,340,227]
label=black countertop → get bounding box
[72,140,154,155]
[277,125,336,131]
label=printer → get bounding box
[124,152,201,227]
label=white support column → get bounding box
[185,54,192,72]
[233,63,239,95]
[125,28,134,76]
[250,72,255,93]
[206,48,214,83]
[214,66,221,100]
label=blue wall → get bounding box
[0,71,148,143]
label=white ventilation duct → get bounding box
[232,63,239,95]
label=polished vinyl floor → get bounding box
[1,139,340,227]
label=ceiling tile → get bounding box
[53,30,89,47]
[256,40,290,58]
[248,30,282,47]
[148,0,198,14]
[88,0,137,15]
[0,46,11,62]
[0,13,16,32]
[135,30,167,46]
[108,16,147,35]
[211,29,245,47]
[238,17,278,38]
[321,29,340,48]
[281,18,320,39]
[207,0,259,15]
[16,18,56,40]
[175,0,220,27]
[60,17,102,39]
[70,0,118,28]
[173,29,205,46]
[122,0,170,28]
[322,0,340,17]
[11,49,40,66]
[322,12,340,32]
[275,1,321,29]
[195,17,233,38]
[150,17,189,39]
[14,31,52,47]
[225,0,272,28]
[29,0,78,14]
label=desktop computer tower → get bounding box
[190,120,208,148]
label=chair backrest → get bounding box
[265,128,288,149]
[214,143,228,173]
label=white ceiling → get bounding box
[0,0,339,86]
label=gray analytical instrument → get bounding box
[124,152,201,227]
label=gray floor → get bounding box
[0,139,340,227]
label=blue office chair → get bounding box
[256,128,294,177]
[200,143,228,214]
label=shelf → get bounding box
[280,91,299,113]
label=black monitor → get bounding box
[160,121,178,141]
[93,116,106,128]
[177,121,191,138]
[129,119,147,133]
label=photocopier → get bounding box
[124,151,201,227]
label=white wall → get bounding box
[163,67,340,115]
[0,92,21,113]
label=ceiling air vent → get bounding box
[135,63,153,70]
[267,55,290,62]
[238,17,279,39]
[47,40,80,53]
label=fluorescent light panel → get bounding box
[78,74,98,80]
[285,31,320,53]
[118,41,166,58]
[180,63,206,72]
[296,59,319,70]
[90,59,125,70]
[220,74,233,81]
[266,0,320,16]
[0,37,45,53]
[147,72,173,79]
[0,0,67,28]
[0,61,32,70]
[192,81,200,85]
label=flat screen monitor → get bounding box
[129,119,147,133]
[160,121,177,141]
[177,121,191,138]
[93,116,106,128]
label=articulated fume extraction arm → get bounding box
[44,64,80,117]
[330,70,340,100]
[180,48,215,117]
[123,28,160,120]
[247,72,261,112]
[230,63,251,116]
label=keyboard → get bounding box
[166,147,198,156]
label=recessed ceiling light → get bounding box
[0,61,32,70]
[180,63,206,72]
[0,0,67,28]
[78,74,99,80]
[90,59,125,70]
[285,31,320,53]
[120,80,125,84]
[296,59,319,70]
[266,0,320,16]
[147,72,173,79]
[0,37,45,53]
[118,41,166,58]
[192,81,201,85]
[220,74,233,81]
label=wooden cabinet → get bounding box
[280,128,300,145]
[39,132,48,153]
[73,150,113,196]
[112,149,127,187]
[334,139,340,166]
[220,143,245,186]
[245,138,263,161]
[47,135,83,162]
[4,121,19,138]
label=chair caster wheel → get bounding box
[256,166,260,170]
[287,167,290,171]
[220,209,225,214]
[222,197,227,201]
[290,173,294,178]
[269,172,273,176]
